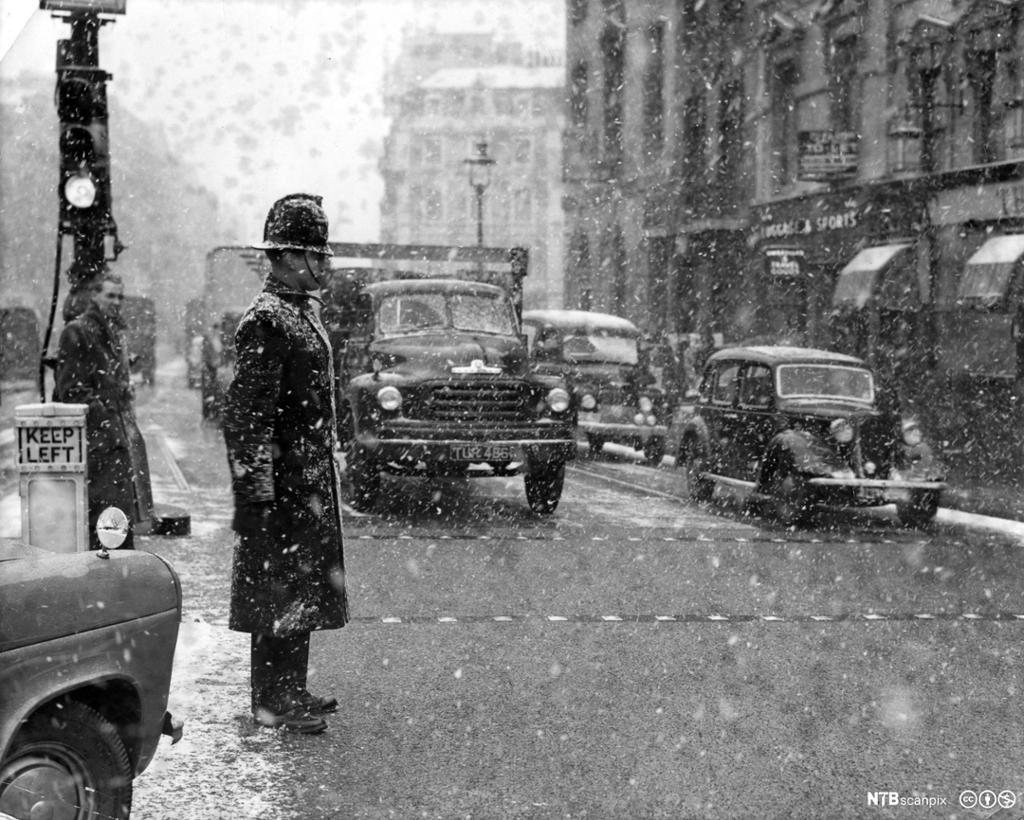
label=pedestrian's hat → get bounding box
[253,193,333,255]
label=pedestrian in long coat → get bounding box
[53,272,152,548]
[223,193,348,734]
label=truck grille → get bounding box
[417,381,532,422]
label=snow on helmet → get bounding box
[252,193,333,255]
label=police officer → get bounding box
[223,193,349,734]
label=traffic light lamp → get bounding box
[56,59,112,236]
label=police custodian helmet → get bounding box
[253,193,333,255]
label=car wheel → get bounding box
[679,437,713,501]
[643,437,666,467]
[586,435,604,457]
[767,462,810,527]
[524,462,565,514]
[346,443,380,512]
[0,701,132,820]
[896,490,939,528]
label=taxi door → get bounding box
[702,359,741,475]
[734,363,776,482]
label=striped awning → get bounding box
[832,244,917,311]
[956,235,1024,309]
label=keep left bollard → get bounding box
[15,402,88,552]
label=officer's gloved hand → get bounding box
[234,501,274,536]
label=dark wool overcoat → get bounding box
[223,279,349,636]
[53,302,152,532]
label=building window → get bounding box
[424,95,441,117]
[570,60,589,129]
[470,94,486,115]
[601,25,625,163]
[570,229,592,310]
[966,41,998,164]
[512,137,531,164]
[424,186,442,222]
[717,78,743,198]
[828,33,860,133]
[570,0,587,26]
[680,0,708,51]
[493,93,512,116]
[642,22,665,159]
[769,57,798,189]
[682,93,706,188]
[513,189,533,223]
[423,137,442,166]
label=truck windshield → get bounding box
[558,331,638,364]
[776,364,874,402]
[377,291,516,337]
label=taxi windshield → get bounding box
[776,364,874,402]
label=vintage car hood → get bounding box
[776,398,878,419]
[0,549,181,653]
[371,333,527,378]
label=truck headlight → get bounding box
[902,421,922,447]
[546,387,570,413]
[633,412,645,425]
[830,418,854,443]
[580,393,597,411]
[639,396,654,413]
[646,415,657,426]
[377,385,402,411]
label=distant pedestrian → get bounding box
[52,271,152,549]
[223,193,349,735]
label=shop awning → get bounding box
[832,244,916,311]
[956,234,1024,309]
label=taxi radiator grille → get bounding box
[416,382,533,422]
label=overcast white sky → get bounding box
[0,0,563,243]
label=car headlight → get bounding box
[646,414,657,426]
[902,421,922,447]
[580,393,597,411]
[633,412,645,425]
[830,418,854,444]
[638,396,654,413]
[377,385,402,411]
[547,387,571,413]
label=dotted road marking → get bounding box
[348,612,1024,625]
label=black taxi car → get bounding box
[0,514,182,819]
[675,346,946,526]
[523,309,668,465]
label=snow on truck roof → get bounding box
[521,310,640,335]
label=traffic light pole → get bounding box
[52,6,124,321]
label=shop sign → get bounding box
[797,130,859,181]
[930,180,1024,225]
[758,202,860,240]
[765,247,804,278]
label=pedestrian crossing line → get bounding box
[348,612,1024,625]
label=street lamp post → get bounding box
[463,140,495,247]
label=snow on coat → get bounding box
[53,301,152,532]
[223,280,349,636]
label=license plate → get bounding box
[451,444,520,462]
